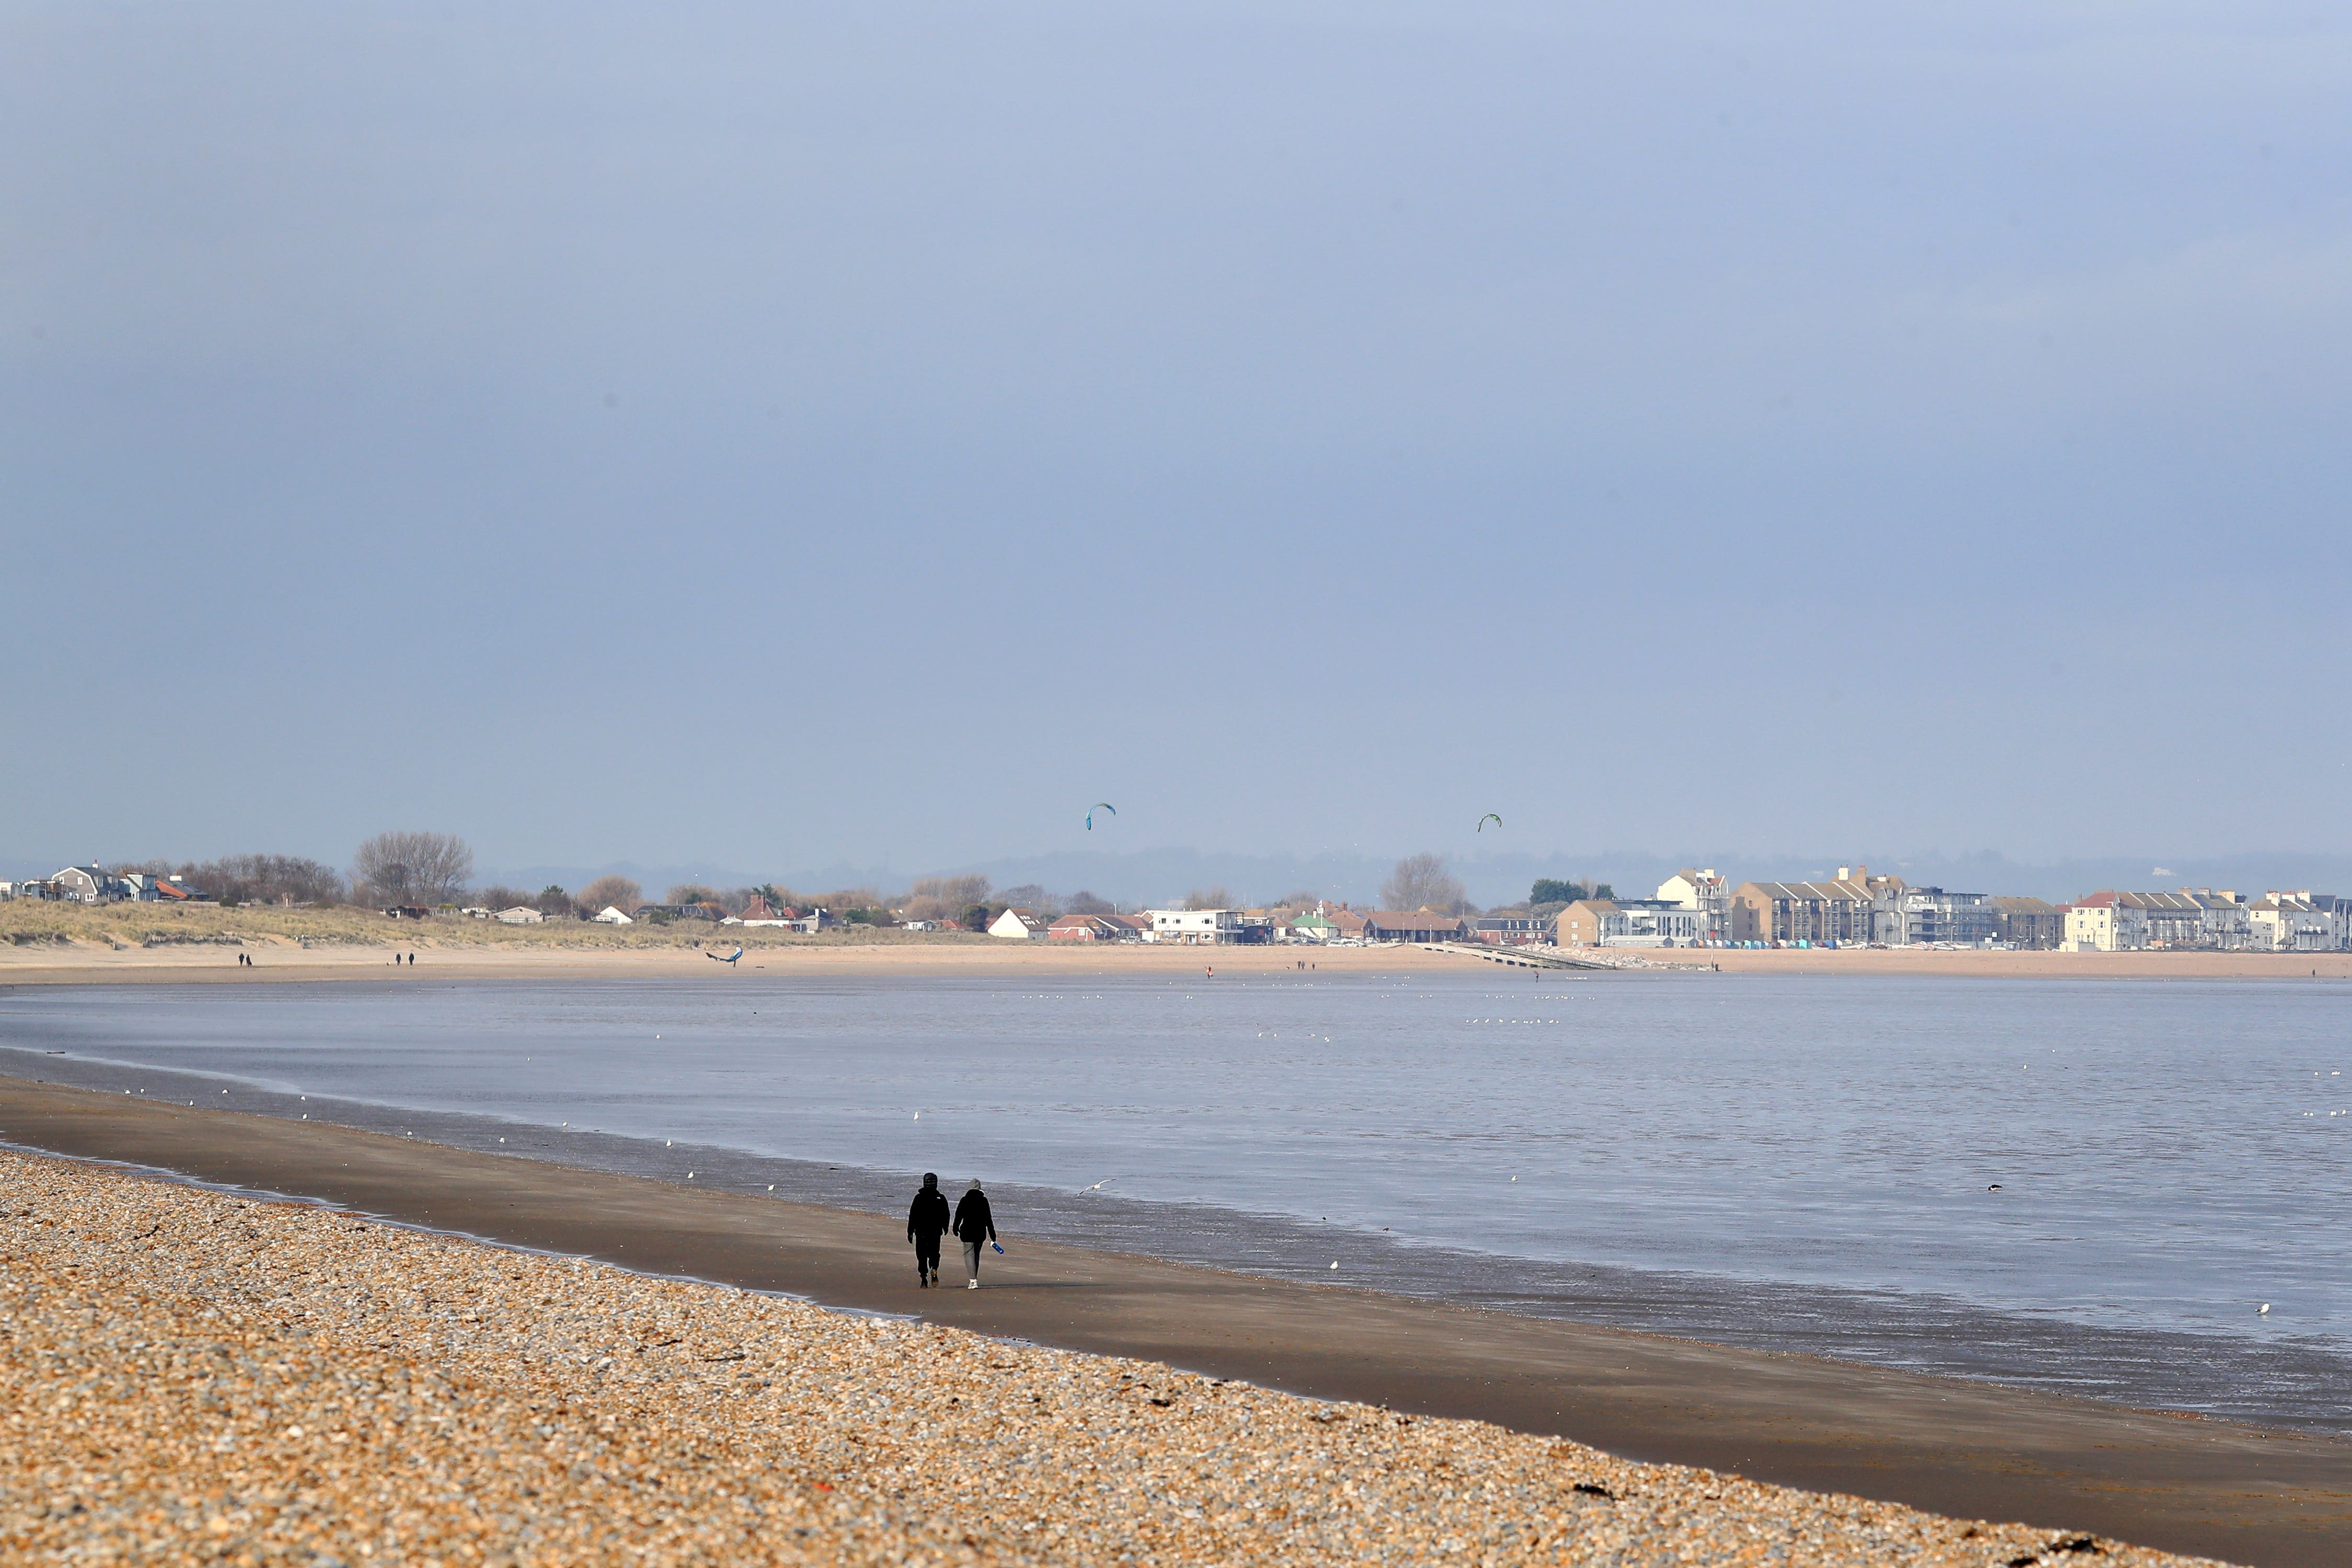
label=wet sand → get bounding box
[5,1145,2224,1568]
[3,1074,2344,1566]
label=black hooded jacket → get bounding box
[907,1182,950,1243]
[952,1187,996,1244]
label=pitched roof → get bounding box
[1362,909,1468,930]
[2078,890,2206,911]
[1734,880,1871,902]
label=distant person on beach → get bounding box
[953,1179,997,1289]
[907,1172,950,1288]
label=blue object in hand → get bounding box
[992,1242,1005,1254]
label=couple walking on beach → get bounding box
[906,1173,997,1289]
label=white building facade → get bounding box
[988,908,1051,939]
[2064,904,2145,952]
[1144,908,1246,944]
[1653,869,1729,939]
[2247,893,2337,952]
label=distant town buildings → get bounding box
[988,907,1052,939]
[1557,898,1705,947]
[10,854,2352,956]
[1047,913,1125,941]
[1726,875,1876,946]
[1472,914,1552,944]
[1144,908,1255,944]
[1653,869,1730,939]
[1876,886,1998,947]
[1,866,207,904]
[1989,896,2063,949]
[1359,910,1471,943]
[2247,892,2337,952]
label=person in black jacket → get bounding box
[953,1179,997,1289]
[907,1172,950,1288]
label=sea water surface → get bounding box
[3,971,2346,1430]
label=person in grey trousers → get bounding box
[952,1179,997,1289]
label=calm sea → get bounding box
[3,972,2345,1430]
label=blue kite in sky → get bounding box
[1086,802,1116,830]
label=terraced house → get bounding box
[1726,875,1875,945]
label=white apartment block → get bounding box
[2064,903,2144,952]
[1144,908,1245,944]
[2247,893,2337,952]
[1654,869,1729,939]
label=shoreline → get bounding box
[2,1073,2343,1566]
[6,936,2352,984]
[5,1142,2222,1568]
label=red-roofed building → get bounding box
[1048,913,1129,942]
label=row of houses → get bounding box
[2,866,206,903]
[2060,889,2350,952]
[1550,866,2352,952]
[999,905,1490,946]
[919,872,2352,953]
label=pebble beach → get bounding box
[1,1149,2226,1567]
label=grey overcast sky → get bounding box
[5,1,2348,878]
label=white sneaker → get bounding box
[966,1279,978,1289]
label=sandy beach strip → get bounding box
[6,933,2352,984]
[3,1146,2235,1568]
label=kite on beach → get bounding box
[1477,813,1502,832]
[1086,802,1116,830]
[708,946,743,965]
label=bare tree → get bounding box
[665,883,724,907]
[352,832,474,908]
[1063,889,1115,915]
[1270,889,1320,910]
[917,873,991,906]
[168,854,344,906]
[998,883,1063,918]
[1381,852,1470,914]
[902,873,991,923]
[477,885,534,912]
[579,874,642,913]
[1182,886,1234,910]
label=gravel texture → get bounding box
[0,1149,2225,1566]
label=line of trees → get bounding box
[108,838,1613,927]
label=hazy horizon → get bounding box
[8,2,2347,869]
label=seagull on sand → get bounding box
[1081,1178,1116,1192]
